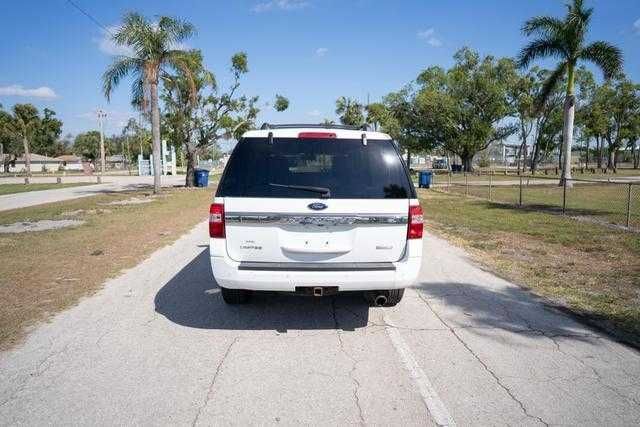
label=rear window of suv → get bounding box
[217,137,415,199]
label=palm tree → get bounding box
[517,0,622,187]
[102,13,196,193]
[6,104,40,183]
[335,97,365,126]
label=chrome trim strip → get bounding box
[225,212,408,225]
[238,261,396,271]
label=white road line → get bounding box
[383,310,456,427]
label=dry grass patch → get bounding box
[419,189,640,346]
[0,187,213,350]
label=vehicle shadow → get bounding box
[154,249,370,332]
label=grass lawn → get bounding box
[444,181,640,230]
[0,182,96,196]
[419,189,640,347]
[0,187,213,350]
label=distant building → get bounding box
[7,154,62,173]
[56,155,84,171]
[106,154,126,169]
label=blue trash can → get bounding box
[418,171,433,189]
[194,169,210,187]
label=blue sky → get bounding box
[1,0,639,137]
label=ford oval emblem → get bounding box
[308,202,328,211]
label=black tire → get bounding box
[221,287,250,304]
[365,289,405,307]
[385,289,404,306]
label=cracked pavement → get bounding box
[1,222,639,426]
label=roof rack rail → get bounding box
[260,123,369,131]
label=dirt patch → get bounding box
[0,219,85,233]
[60,209,112,217]
[103,197,156,206]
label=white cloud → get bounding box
[252,0,310,13]
[417,28,442,47]
[307,109,322,117]
[0,84,57,99]
[315,47,328,57]
[95,25,189,57]
[634,18,640,34]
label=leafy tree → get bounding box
[2,104,41,181]
[528,68,566,172]
[122,118,152,159]
[73,131,102,161]
[31,108,63,157]
[0,105,17,172]
[335,97,365,126]
[102,12,196,194]
[518,0,623,186]
[503,61,539,172]
[597,78,640,169]
[162,50,286,186]
[273,95,290,112]
[414,48,516,171]
[378,87,434,167]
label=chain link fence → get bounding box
[430,173,640,231]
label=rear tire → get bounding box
[221,287,250,304]
[385,289,404,306]
[365,289,405,307]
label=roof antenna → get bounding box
[268,131,274,144]
[361,132,367,146]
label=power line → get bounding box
[65,0,113,35]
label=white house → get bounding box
[8,154,62,173]
[56,155,84,171]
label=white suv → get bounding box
[209,124,423,306]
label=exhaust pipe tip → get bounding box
[374,294,388,307]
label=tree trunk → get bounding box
[150,79,162,194]
[406,149,412,170]
[530,142,540,174]
[596,137,602,169]
[585,138,589,169]
[462,154,473,172]
[185,147,197,187]
[607,148,615,170]
[634,141,640,169]
[23,136,31,183]
[560,93,575,188]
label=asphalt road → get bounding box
[1,223,639,426]
[0,175,187,212]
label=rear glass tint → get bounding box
[217,138,415,199]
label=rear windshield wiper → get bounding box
[269,183,331,198]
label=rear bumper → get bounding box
[210,251,421,292]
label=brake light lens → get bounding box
[408,205,423,239]
[298,132,336,139]
[209,203,225,238]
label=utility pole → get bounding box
[97,109,107,183]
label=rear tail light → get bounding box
[408,205,423,239]
[209,203,225,238]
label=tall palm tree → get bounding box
[517,0,622,187]
[102,13,196,193]
[6,104,40,183]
